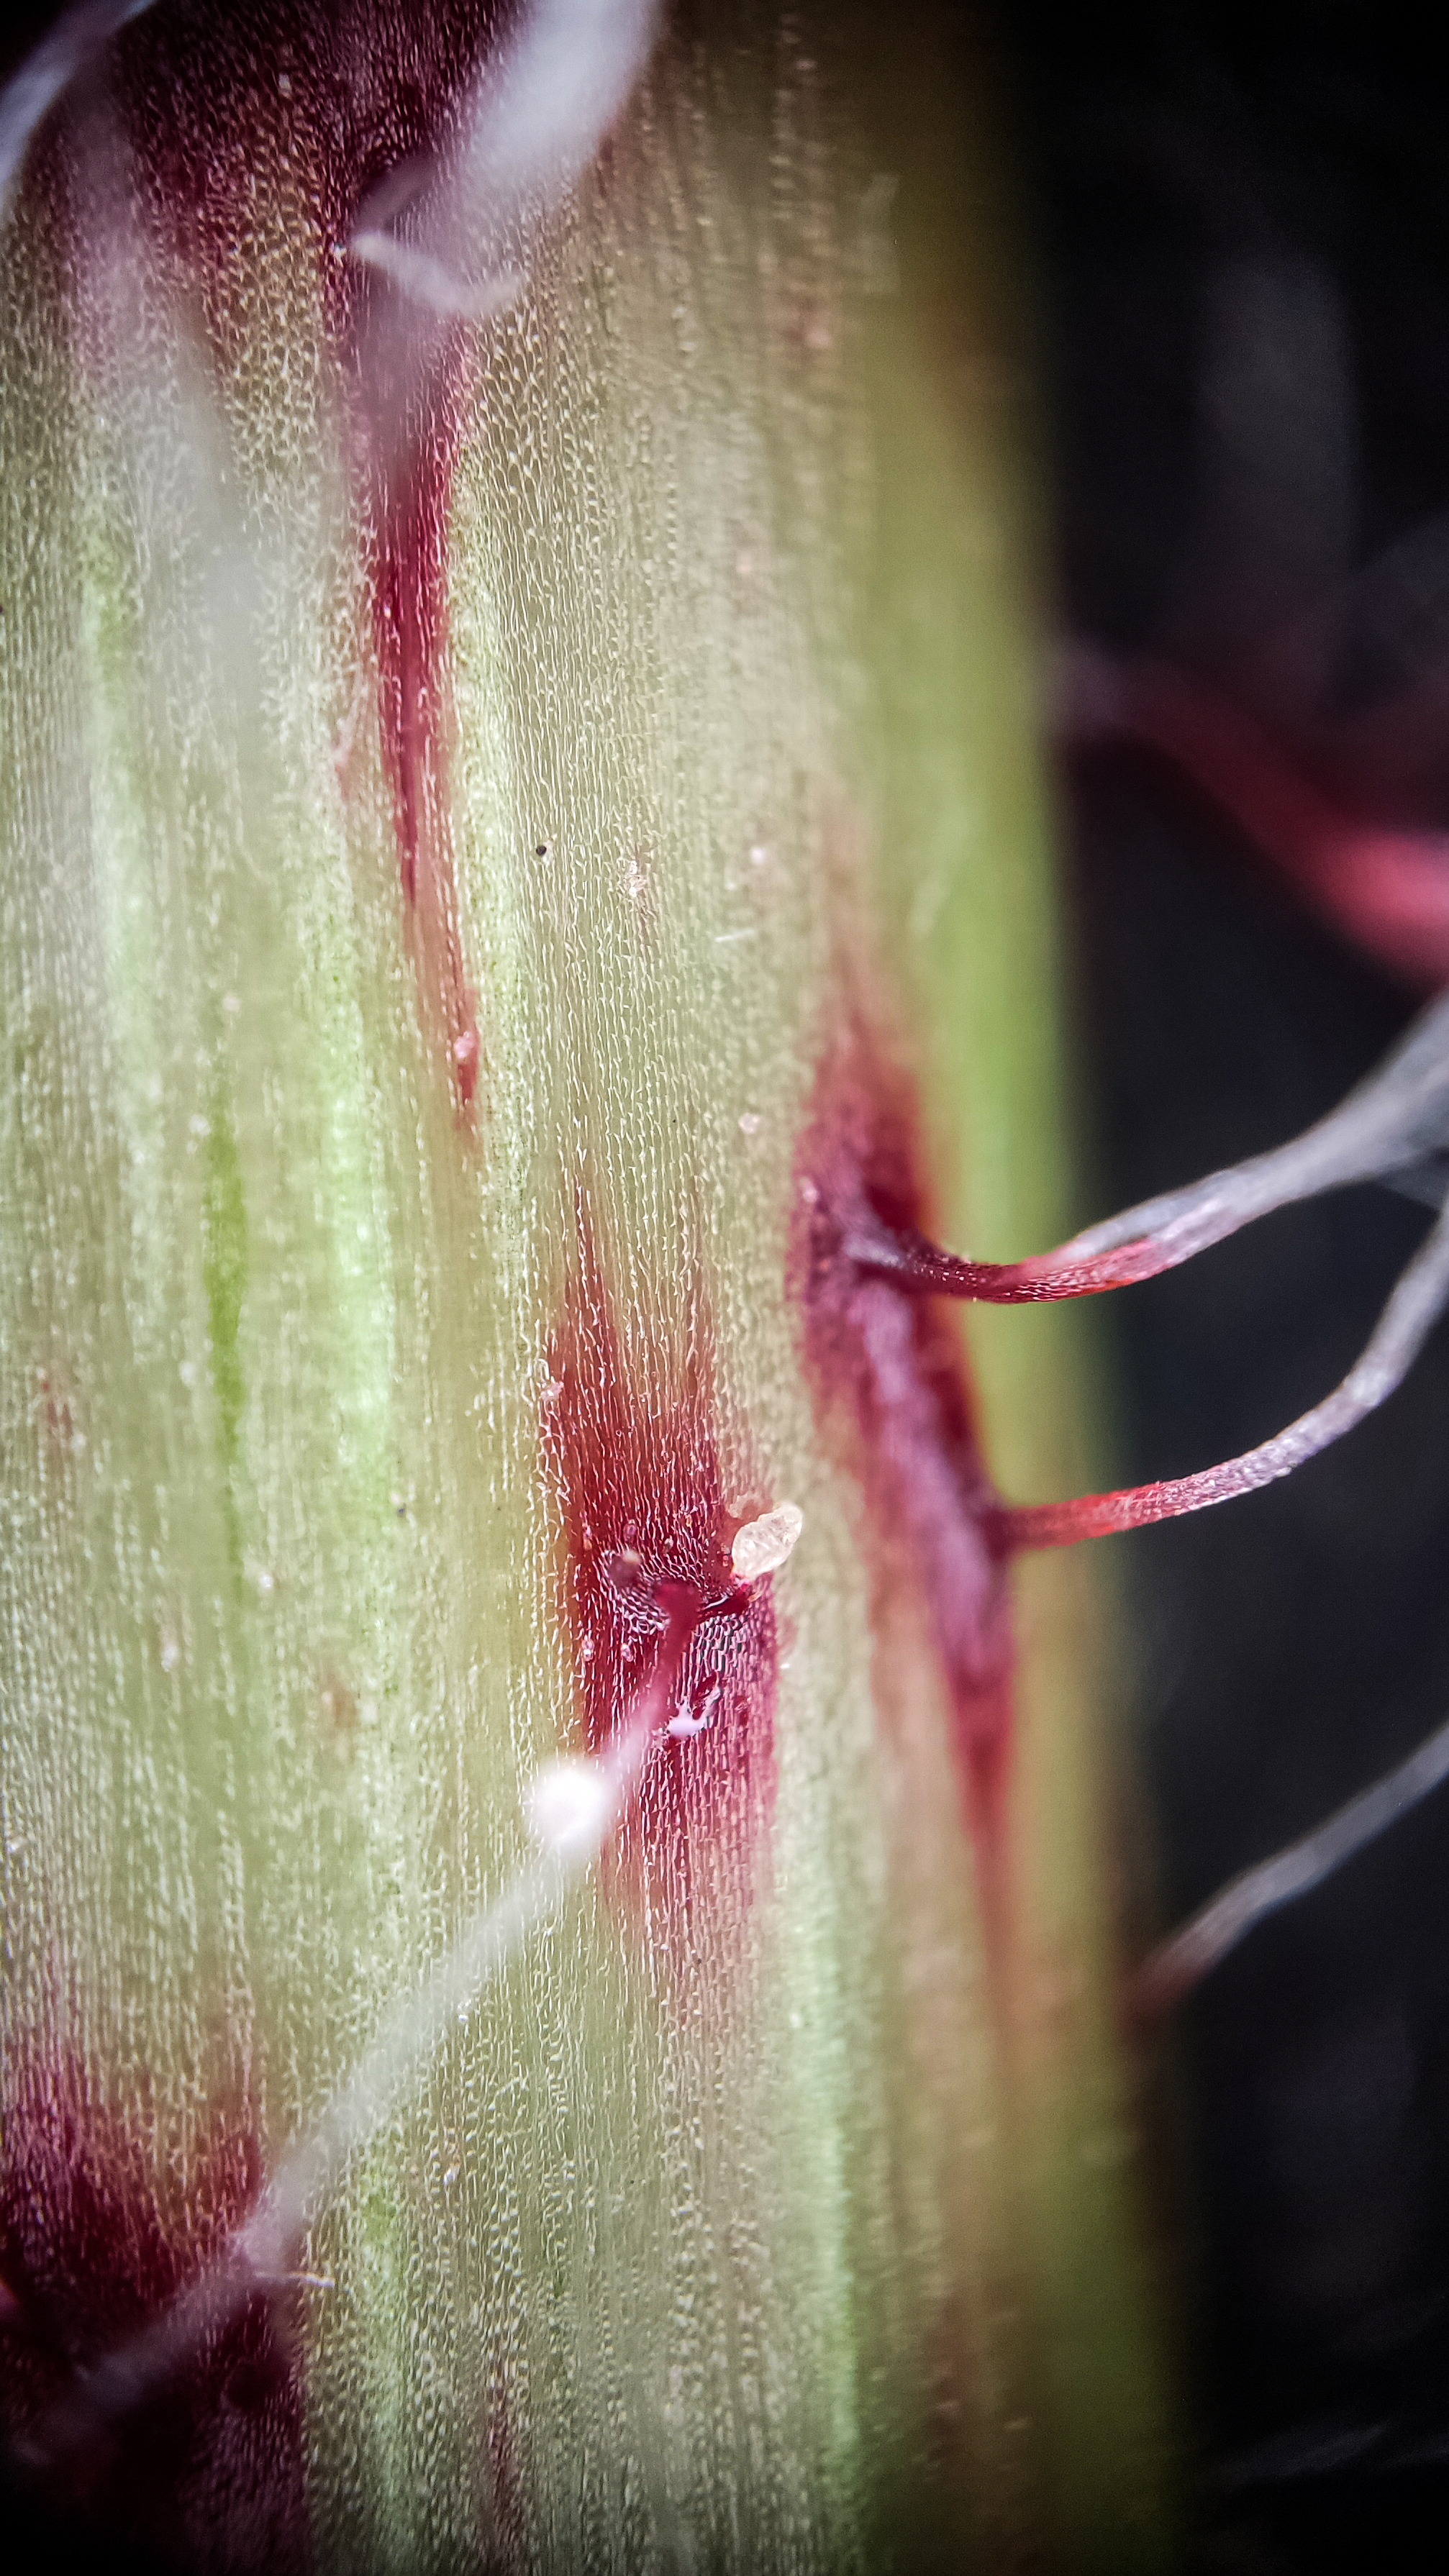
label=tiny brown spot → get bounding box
[317,1671,358,1749]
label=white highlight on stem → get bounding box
[667,1683,720,1742]
[525,1753,616,1857]
[345,232,523,324]
[350,0,661,321]
[0,0,158,226]
[1135,1706,1449,2017]
[730,1502,804,1584]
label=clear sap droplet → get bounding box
[731,1502,804,1583]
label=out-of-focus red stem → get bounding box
[1069,651,1449,988]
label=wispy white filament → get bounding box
[843,983,1449,1546]
[27,1710,660,2466]
[1060,981,1449,1272]
[0,0,157,226]
[1135,1706,1449,2016]
[350,0,660,319]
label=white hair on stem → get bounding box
[0,0,158,227]
[12,1506,807,2469]
[19,1628,687,2472]
[20,1845,581,2464]
[350,0,662,322]
[0,0,658,283]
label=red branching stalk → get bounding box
[840,987,1449,1550]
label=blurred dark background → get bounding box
[1001,7,1449,2567]
[5,4,1449,2569]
